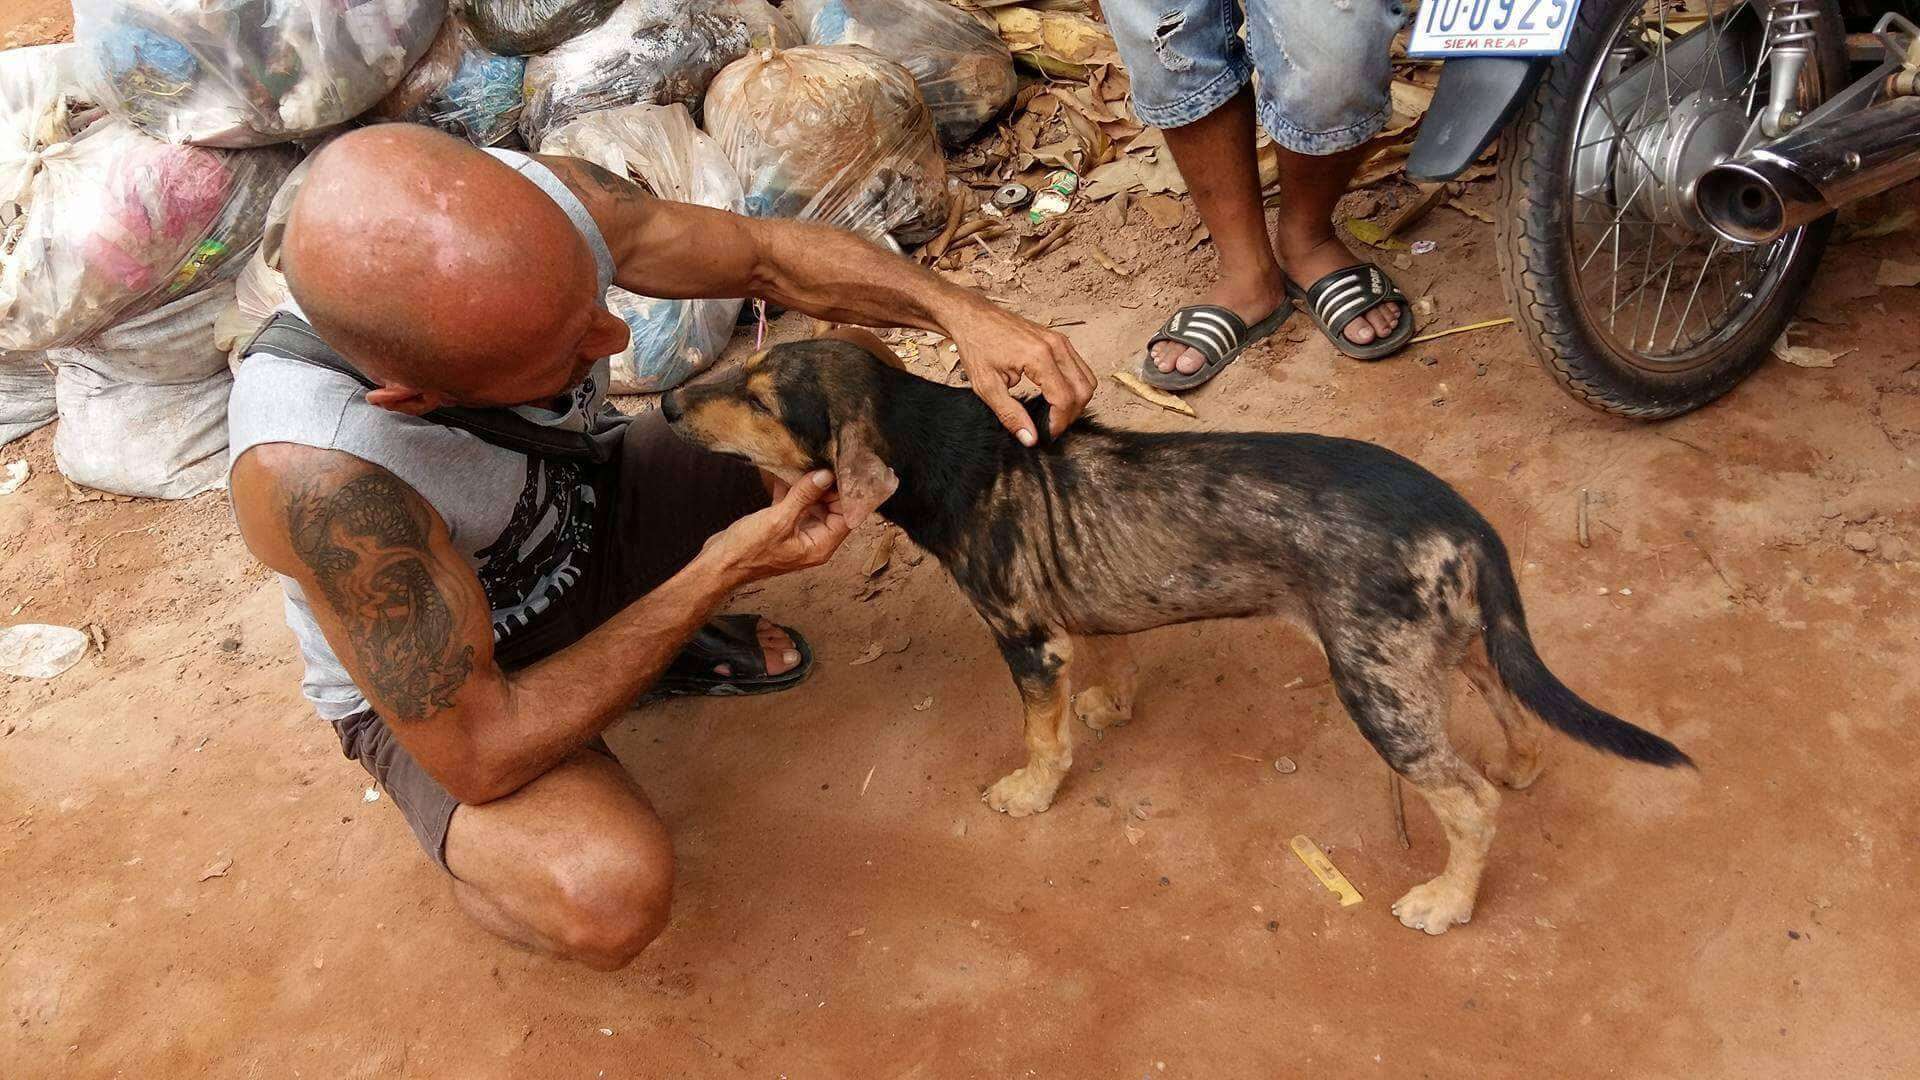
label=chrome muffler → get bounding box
[1695,93,1920,244]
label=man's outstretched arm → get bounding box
[536,154,1097,446]
[232,444,850,804]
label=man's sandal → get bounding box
[646,614,814,699]
[1285,263,1417,362]
[1139,303,1292,391]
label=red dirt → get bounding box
[4,11,1920,1079]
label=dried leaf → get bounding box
[862,530,896,577]
[1137,193,1184,229]
[1089,244,1129,276]
[1110,371,1198,417]
[1383,78,1435,137]
[1124,824,1145,846]
[1344,217,1410,250]
[1845,206,1917,241]
[1875,258,1920,287]
[1099,188,1129,230]
[913,696,935,712]
[1448,199,1494,224]
[1381,183,1447,239]
[198,856,233,882]
[1773,333,1849,368]
[992,8,1120,76]
[849,642,886,666]
[1183,222,1211,252]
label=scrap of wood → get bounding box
[1389,774,1410,850]
[1577,488,1592,549]
[1016,219,1076,260]
[1110,371,1196,417]
[1408,316,1515,344]
[1382,183,1448,239]
[1088,244,1128,276]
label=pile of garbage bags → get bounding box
[789,0,1015,147]
[368,16,525,146]
[520,0,752,147]
[705,45,949,246]
[0,353,54,447]
[71,0,447,147]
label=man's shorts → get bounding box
[1105,0,1408,155]
[330,408,769,869]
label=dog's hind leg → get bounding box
[984,631,1075,817]
[1071,634,1139,733]
[1320,624,1500,935]
[1462,636,1545,790]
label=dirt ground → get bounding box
[6,16,1920,1080]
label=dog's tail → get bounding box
[1475,542,1693,768]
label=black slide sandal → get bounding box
[1139,303,1292,391]
[1286,263,1417,361]
[645,614,814,700]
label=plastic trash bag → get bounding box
[0,624,91,680]
[368,16,525,146]
[0,77,298,353]
[520,0,752,148]
[0,353,56,447]
[704,45,949,246]
[50,285,235,499]
[456,0,623,56]
[541,102,743,392]
[712,0,801,50]
[790,0,1015,147]
[72,0,447,148]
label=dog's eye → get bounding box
[747,395,772,415]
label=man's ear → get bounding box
[828,414,899,526]
[365,384,443,415]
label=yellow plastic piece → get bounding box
[1290,835,1363,907]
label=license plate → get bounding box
[1405,0,1584,57]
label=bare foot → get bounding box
[1276,233,1405,347]
[711,617,801,679]
[1147,270,1290,378]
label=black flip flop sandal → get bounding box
[1139,303,1292,391]
[645,614,814,700]
[1286,263,1417,362]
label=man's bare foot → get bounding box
[1276,232,1404,346]
[1148,270,1290,378]
[711,617,801,678]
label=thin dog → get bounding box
[661,338,1691,934]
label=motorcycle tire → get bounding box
[1496,0,1850,419]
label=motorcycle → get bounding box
[1405,0,1920,418]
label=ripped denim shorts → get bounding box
[1106,0,1409,155]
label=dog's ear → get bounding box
[828,413,899,526]
[819,324,907,372]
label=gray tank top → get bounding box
[229,149,620,721]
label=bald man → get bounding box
[227,125,1093,970]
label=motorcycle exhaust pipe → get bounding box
[1695,93,1920,245]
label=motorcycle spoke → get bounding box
[1669,239,1725,351]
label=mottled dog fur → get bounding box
[663,338,1691,934]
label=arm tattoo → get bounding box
[545,155,654,205]
[286,473,475,722]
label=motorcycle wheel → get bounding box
[1497,0,1849,419]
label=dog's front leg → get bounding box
[983,631,1074,818]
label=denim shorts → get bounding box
[1106,0,1408,155]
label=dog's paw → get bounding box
[1486,751,1544,791]
[1391,879,1476,935]
[983,767,1061,817]
[1072,686,1132,732]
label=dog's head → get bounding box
[661,335,901,523]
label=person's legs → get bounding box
[1107,0,1283,378]
[1247,0,1411,346]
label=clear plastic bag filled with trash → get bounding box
[789,0,1014,147]
[71,0,447,147]
[455,0,623,56]
[703,44,949,246]
[711,0,802,50]
[520,0,753,148]
[540,102,743,392]
[367,16,525,146]
[0,45,299,353]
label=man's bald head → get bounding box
[283,124,623,407]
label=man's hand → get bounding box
[944,301,1096,446]
[702,470,853,586]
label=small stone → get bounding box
[1596,587,1610,595]
[1094,794,1112,808]
[1619,587,1633,596]
[1786,930,1801,941]
[1131,804,1149,820]
[1418,354,1439,367]
[218,638,240,653]
[1273,756,1297,774]
[1878,535,1909,562]
[1474,363,1489,377]
[1266,920,1279,932]
[1158,876,1170,886]
[1844,529,1877,553]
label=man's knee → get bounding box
[548,838,674,970]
